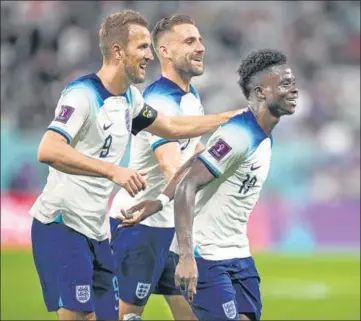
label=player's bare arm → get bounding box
[144,105,242,139]
[154,142,182,181]
[38,131,146,197]
[118,152,201,226]
[174,158,216,302]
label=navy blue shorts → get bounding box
[31,218,118,319]
[176,254,262,321]
[110,217,180,307]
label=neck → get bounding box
[248,101,280,136]
[96,61,130,95]
[161,62,191,92]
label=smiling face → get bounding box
[260,64,299,116]
[122,24,154,84]
[161,23,205,77]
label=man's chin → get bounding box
[132,75,146,84]
[192,67,204,76]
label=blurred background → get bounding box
[1,1,360,320]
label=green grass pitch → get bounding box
[1,249,359,320]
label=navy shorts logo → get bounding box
[208,138,232,161]
[55,105,75,124]
[76,285,91,303]
[135,282,151,299]
[222,300,237,319]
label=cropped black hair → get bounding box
[237,49,287,99]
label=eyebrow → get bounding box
[282,75,296,82]
[138,42,150,48]
[184,36,203,42]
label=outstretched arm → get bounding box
[144,106,242,139]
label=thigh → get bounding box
[31,218,95,313]
[234,277,262,321]
[110,218,168,306]
[185,257,239,321]
[92,238,119,320]
[232,258,262,321]
[154,251,181,296]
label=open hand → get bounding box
[114,200,162,227]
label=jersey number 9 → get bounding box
[100,135,112,158]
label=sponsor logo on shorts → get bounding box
[135,282,151,299]
[222,299,237,319]
[76,285,91,303]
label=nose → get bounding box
[145,48,154,61]
[196,40,205,54]
[290,84,298,96]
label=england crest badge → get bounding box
[222,300,237,319]
[135,282,151,299]
[76,285,91,303]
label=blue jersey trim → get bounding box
[143,76,201,113]
[198,155,221,178]
[58,296,63,308]
[47,127,72,144]
[54,212,64,224]
[65,73,132,109]
[151,139,179,151]
[225,110,272,154]
[194,245,201,258]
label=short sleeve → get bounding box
[47,88,90,143]
[143,92,180,151]
[129,86,158,135]
[198,123,251,178]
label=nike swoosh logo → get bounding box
[103,123,113,130]
[251,164,261,171]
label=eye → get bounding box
[185,38,196,45]
[280,81,291,88]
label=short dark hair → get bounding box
[99,10,148,59]
[237,49,287,99]
[151,14,196,50]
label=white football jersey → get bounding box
[29,73,157,241]
[170,109,273,260]
[110,76,204,228]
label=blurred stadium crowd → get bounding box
[1,1,360,246]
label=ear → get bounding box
[254,86,265,100]
[158,45,171,59]
[111,43,125,60]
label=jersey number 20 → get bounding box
[100,135,112,158]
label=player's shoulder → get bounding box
[221,109,273,150]
[64,73,97,92]
[142,77,182,111]
[143,76,184,99]
[61,73,102,101]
